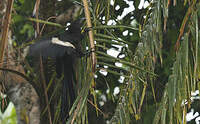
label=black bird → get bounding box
[25,20,84,123]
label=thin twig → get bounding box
[71,98,82,124]
[0,67,30,82]
[28,17,63,27]
[33,0,41,35]
[0,0,14,68]
[39,16,57,36]
[87,99,106,117]
[39,56,53,124]
[174,0,196,51]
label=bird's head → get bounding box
[67,18,85,33]
[58,19,85,44]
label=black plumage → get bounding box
[28,20,83,58]
[26,20,83,123]
[28,37,77,58]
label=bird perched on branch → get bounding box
[25,19,84,123]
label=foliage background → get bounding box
[0,0,200,124]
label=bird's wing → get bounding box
[28,37,76,58]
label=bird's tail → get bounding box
[60,55,75,123]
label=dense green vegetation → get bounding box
[1,0,200,124]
